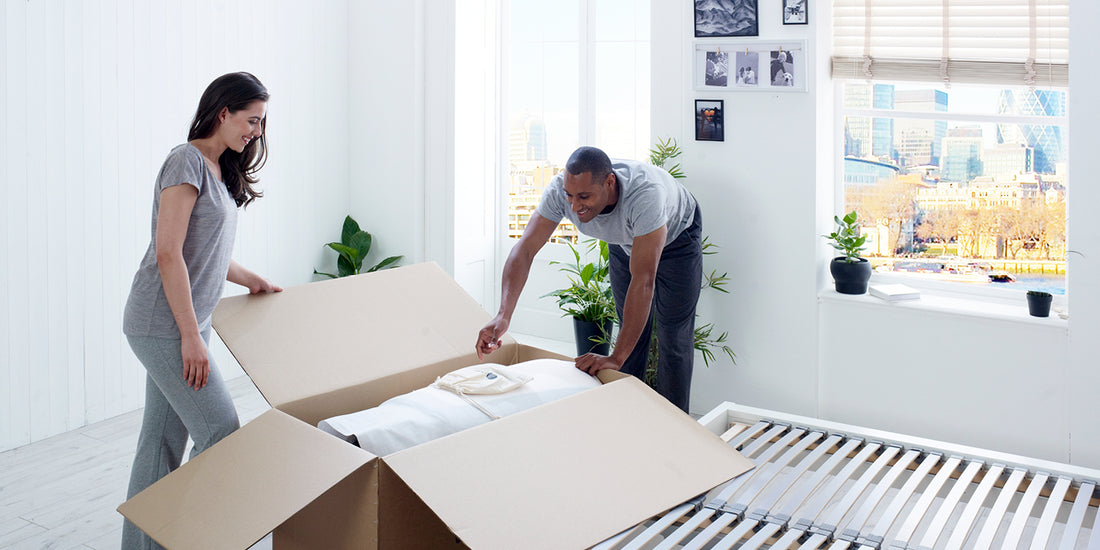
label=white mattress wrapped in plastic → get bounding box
[317,358,600,456]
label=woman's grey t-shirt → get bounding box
[536,159,697,255]
[123,143,238,338]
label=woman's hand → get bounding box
[247,276,283,294]
[181,333,210,390]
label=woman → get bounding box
[121,72,281,549]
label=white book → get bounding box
[869,283,920,302]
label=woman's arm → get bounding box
[227,260,283,294]
[155,184,209,390]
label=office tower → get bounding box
[996,89,1065,175]
[983,143,1034,179]
[894,89,948,167]
[941,127,984,183]
[843,82,894,161]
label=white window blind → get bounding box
[832,0,1068,87]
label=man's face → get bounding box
[563,171,616,223]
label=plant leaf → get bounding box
[337,254,355,277]
[367,255,403,272]
[313,269,337,279]
[349,231,373,270]
[341,216,361,245]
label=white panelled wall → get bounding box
[0,0,353,453]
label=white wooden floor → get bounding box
[0,375,271,549]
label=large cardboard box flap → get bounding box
[117,409,374,549]
[212,262,519,421]
[379,376,754,549]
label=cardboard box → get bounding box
[118,262,752,549]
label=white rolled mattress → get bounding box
[317,358,600,456]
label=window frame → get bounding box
[832,79,1070,306]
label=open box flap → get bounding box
[118,409,374,549]
[380,376,754,549]
[212,262,515,412]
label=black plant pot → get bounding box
[830,257,872,295]
[573,318,613,356]
[1027,291,1053,317]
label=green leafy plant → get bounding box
[649,137,685,179]
[824,210,868,263]
[542,239,617,331]
[314,215,403,279]
[645,137,736,384]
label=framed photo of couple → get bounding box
[693,40,807,92]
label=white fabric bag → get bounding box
[431,366,533,419]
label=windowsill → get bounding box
[819,282,1069,328]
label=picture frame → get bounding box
[783,0,808,25]
[694,0,758,38]
[695,100,724,142]
[693,40,807,92]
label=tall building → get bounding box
[983,143,1034,179]
[941,127,984,183]
[996,89,1066,175]
[894,90,948,167]
[507,116,577,242]
[843,83,895,161]
[872,84,895,159]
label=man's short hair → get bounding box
[565,146,613,180]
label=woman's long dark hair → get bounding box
[187,72,269,207]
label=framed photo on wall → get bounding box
[695,0,758,37]
[693,41,807,92]
[783,0,808,25]
[695,100,724,142]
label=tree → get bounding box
[915,207,960,255]
[847,177,917,254]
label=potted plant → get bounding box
[824,210,872,295]
[542,239,618,356]
[1026,290,1053,317]
[646,137,736,385]
[314,215,403,279]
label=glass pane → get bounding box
[508,0,580,244]
[841,82,1067,293]
[594,0,640,42]
[594,42,639,159]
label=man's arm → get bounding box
[475,212,558,358]
[577,225,667,374]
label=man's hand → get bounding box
[476,315,509,359]
[575,353,622,375]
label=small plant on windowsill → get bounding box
[824,210,871,295]
[314,215,403,279]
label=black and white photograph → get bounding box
[705,51,730,86]
[694,0,758,38]
[769,49,796,87]
[783,0,808,25]
[695,100,724,141]
[734,51,759,87]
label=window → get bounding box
[833,0,1068,296]
[505,0,650,244]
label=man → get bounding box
[475,146,702,412]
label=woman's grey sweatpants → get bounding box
[121,329,240,550]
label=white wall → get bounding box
[346,1,455,273]
[652,0,821,419]
[0,0,351,452]
[1066,1,1100,467]
[652,0,1099,467]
